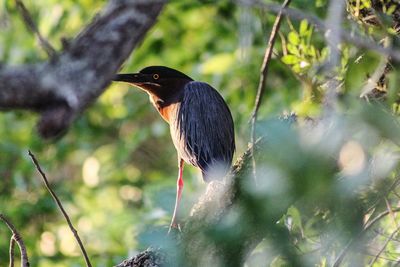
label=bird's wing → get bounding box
[171,81,235,182]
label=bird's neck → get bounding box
[149,92,182,123]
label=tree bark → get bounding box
[115,116,302,267]
[0,0,166,138]
[115,140,265,267]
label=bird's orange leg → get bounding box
[169,159,184,233]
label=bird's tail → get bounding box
[202,163,230,182]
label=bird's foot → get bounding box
[167,222,181,235]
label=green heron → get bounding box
[113,66,235,231]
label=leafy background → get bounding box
[1,0,400,266]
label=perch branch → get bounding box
[0,214,30,267]
[28,150,92,267]
[0,0,165,138]
[250,0,291,181]
[15,0,56,58]
[114,247,167,267]
[115,139,262,267]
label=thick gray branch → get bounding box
[0,0,165,138]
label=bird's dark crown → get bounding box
[113,66,193,103]
[139,66,193,80]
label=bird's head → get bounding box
[113,66,193,100]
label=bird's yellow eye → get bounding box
[153,74,159,80]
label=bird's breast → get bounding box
[154,101,179,124]
[158,105,175,123]
[149,93,175,123]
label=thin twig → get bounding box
[9,235,15,267]
[369,225,400,266]
[15,0,56,58]
[0,214,30,267]
[384,197,398,228]
[365,208,400,231]
[249,0,292,182]
[392,190,400,200]
[362,250,397,262]
[365,176,400,215]
[28,150,92,267]
[333,207,400,267]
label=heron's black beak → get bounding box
[113,73,148,84]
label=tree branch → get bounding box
[333,207,400,267]
[114,247,167,267]
[323,0,345,113]
[0,0,165,138]
[369,224,400,266]
[9,236,15,267]
[15,0,56,58]
[249,0,291,182]
[0,214,30,267]
[28,150,92,267]
[115,140,260,267]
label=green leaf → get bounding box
[288,31,300,45]
[282,55,300,65]
[299,20,308,37]
[308,46,317,58]
[344,51,380,93]
[287,43,300,56]
[287,206,303,231]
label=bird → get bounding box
[113,66,235,232]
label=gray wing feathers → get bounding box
[172,81,235,181]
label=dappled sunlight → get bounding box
[39,231,56,257]
[82,156,100,187]
[58,226,79,256]
[77,217,93,234]
[119,185,142,202]
[339,140,366,176]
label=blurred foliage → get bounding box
[1,0,400,266]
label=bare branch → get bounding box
[365,208,400,232]
[14,0,56,58]
[0,214,30,267]
[323,0,346,113]
[325,0,345,69]
[384,197,398,228]
[9,236,15,267]
[369,225,400,266]
[249,0,291,181]
[0,0,165,139]
[360,37,391,99]
[333,207,400,267]
[28,150,92,267]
